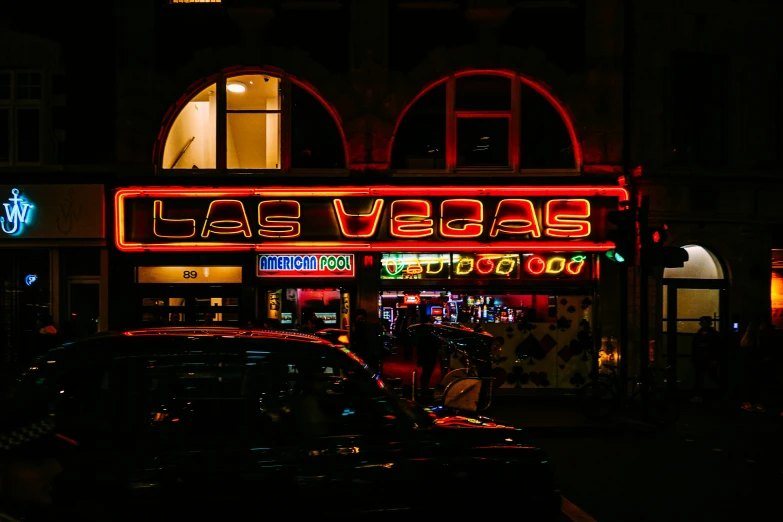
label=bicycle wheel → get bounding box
[647,389,679,426]
[578,381,617,420]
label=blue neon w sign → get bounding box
[0,188,34,236]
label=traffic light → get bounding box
[606,207,636,264]
[641,223,689,268]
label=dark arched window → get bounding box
[160,71,346,172]
[391,72,579,172]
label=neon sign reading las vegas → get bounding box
[115,186,629,252]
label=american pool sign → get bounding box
[257,254,355,278]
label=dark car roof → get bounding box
[44,327,346,363]
[119,326,328,341]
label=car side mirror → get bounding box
[441,378,481,413]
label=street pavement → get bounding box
[484,394,783,522]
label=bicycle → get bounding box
[578,363,679,426]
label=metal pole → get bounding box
[639,195,650,420]
[618,266,629,400]
[619,0,636,403]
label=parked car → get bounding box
[315,327,396,356]
[313,327,351,347]
[7,327,560,520]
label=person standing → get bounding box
[690,316,723,403]
[414,316,439,396]
[351,309,384,374]
[740,319,774,412]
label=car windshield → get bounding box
[17,335,429,447]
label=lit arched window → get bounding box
[390,72,580,172]
[160,72,346,171]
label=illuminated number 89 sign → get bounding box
[524,254,587,276]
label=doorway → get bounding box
[67,277,100,338]
[661,245,727,390]
[138,284,242,326]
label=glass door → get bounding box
[67,278,100,338]
[662,281,727,389]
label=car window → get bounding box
[16,336,411,446]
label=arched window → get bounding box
[160,71,346,172]
[662,245,724,280]
[390,72,580,172]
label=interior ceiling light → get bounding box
[227,82,246,93]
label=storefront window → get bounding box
[265,288,342,330]
[379,253,590,280]
[0,249,50,362]
[381,289,594,390]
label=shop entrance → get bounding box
[138,286,242,326]
[380,289,596,390]
[67,276,100,337]
[259,287,351,332]
[661,245,727,390]
[135,266,244,326]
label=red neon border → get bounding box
[389,70,584,169]
[256,253,356,278]
[115,185,629,253]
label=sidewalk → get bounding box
[465,393,659,435]
[674,397,783,467]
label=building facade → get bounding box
[3,0,781,391]
[0,26,110,364]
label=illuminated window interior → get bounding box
[662,245,724,334]
[162,73,345,171]
[380,290,557,327]
[264,288,342,327]
[226,75,280,170]
[163,83,216,169]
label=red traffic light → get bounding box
[652,230,661,243]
